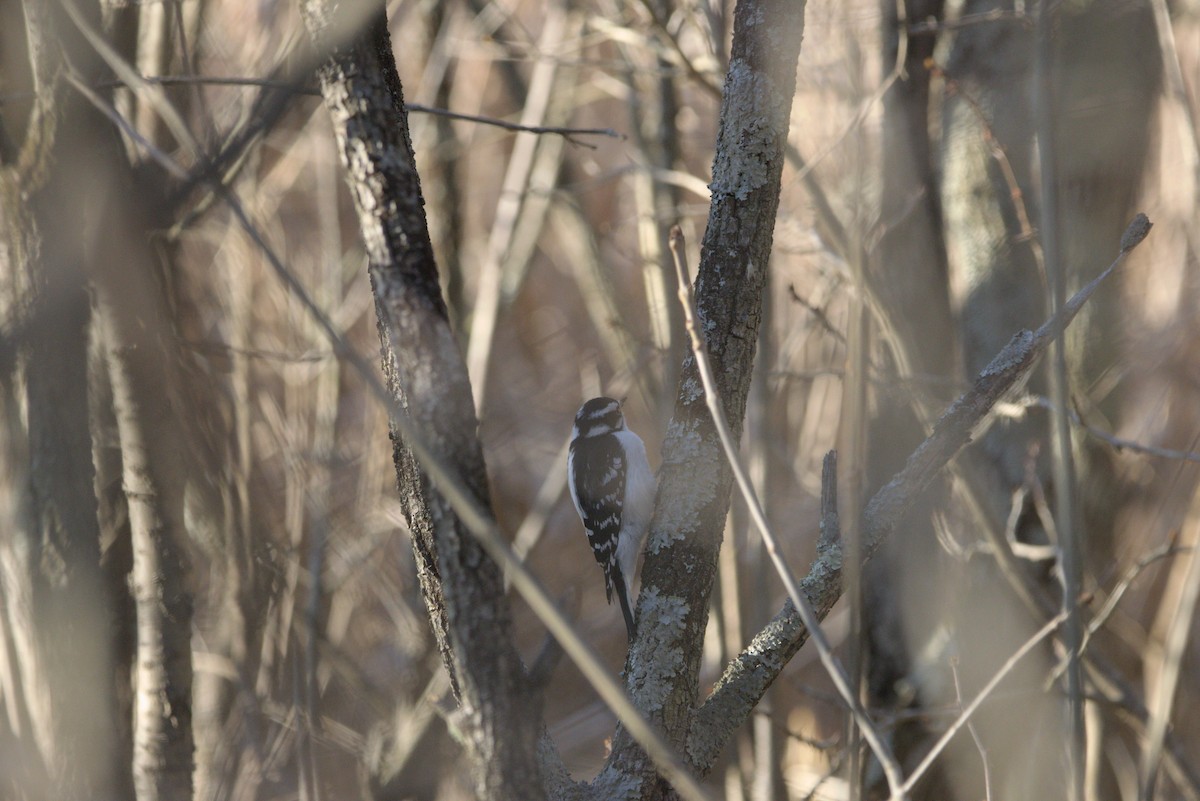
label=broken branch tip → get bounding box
[1119,213,1152,253]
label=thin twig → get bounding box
[91,73,623,142]
[1085,542,1192,650]
[668,226,907,799]
[895,612,1069,799]
[630,1,724,100]
[1019,395,1200,465]
[60,0,202,158]
[3,72,623,142]
[932,62,1046,292]
[787,284,845,343]
[63,72,187,180]
[801,755,846,801]
[1045,539,1194,686]
[791,51,906,188]
[409,103,621,144]
[950,658,993,801]
[1079,424,1200,466]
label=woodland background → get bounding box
[1,0,1199,800]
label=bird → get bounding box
[567,397,656,642]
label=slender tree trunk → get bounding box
[97,297,195,801]
[300,2,544,798]
[84,93,197,801]
[601,1,808,796]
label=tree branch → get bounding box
[669,227,903,795]
[894,611,1068,799]
[687,214,1152,770]
[600,1,809,795]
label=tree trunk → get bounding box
[97,295,196,801]
[300,2,544,798]
[601,1,808,796]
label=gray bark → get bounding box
[98,296,195,801]
[300,3,544,798]
[599,1,808,796]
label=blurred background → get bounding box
[1,0,1199,799]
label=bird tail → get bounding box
[610,569,637,643]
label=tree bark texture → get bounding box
[300,2,543,798]
[98,298,196,801]
[77,135,198,799]
[600,1,807,795]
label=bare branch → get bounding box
[688,214,1153,771]
[894,612,1068,799]
[1083,541,1192,653]
[1015,395,1200,465]
[669,227,904,796]
[404,102,621,144]
[83,73,624,141]
[864,214,1150,556]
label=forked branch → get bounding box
[687,214,1152,772]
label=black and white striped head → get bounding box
[572,396,626,439]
